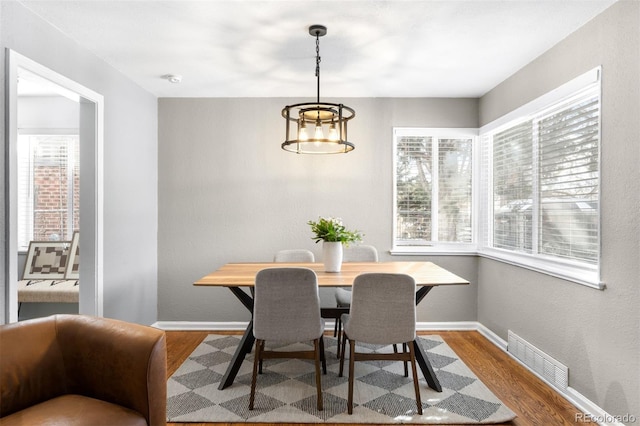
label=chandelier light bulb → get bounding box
[314,121,324,140]
[328,122,338,141]
[299,127,309,141]
[298,120,309,141]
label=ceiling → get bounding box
[21,0,617,98]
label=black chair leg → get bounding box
[403,343,409,377]
[339,334,348,377]
[313,339,324,411]
[336,317,342,359]
[320,336,327,374]
[347,339,356,414]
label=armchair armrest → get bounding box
[56,315,167,426]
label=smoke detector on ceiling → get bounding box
[162,74,182,84]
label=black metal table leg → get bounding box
[413,285,442,391]
[218,287,255,390]
[413,339,442,392]
[218,318,255,390]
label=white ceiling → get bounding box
[21,0,617,98]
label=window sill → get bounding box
[390,246,604,290]
[478,248,604,290]
[390,245,478,256]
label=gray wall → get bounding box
[1,1,159,325]
[158,97,479,323]
[478,0,639,419]
[18,96,79,129]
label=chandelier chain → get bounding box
[315,34,321,77]
[315,33,321,103]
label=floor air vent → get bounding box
[507,330,569,390]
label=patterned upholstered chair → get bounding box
[338,273,422,415]
[250,268,326,411]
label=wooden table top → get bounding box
[194,261,469,287]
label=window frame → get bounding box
[479,67,603,289]
[391,127,479,255]
[389,68,603,289]
[17,129,80,252]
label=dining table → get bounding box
[194,261,469,391]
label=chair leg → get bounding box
[313,338,324,411]
[347,339,356,415]
[249,338,263,410]
[336,317,342,359]
[408,342,423,415]
[403,343,409,377]
[339,332,348,377]
[320,336,327,374]
[255,341,264,374]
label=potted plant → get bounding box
[308,217,362,272]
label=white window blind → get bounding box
[438,138,473,242]
[396,136,433,242]
[17,134,79,250]
[485,86,600,269]
[538,96,599,263]
[492,120,533,252]
[393,129,474,249]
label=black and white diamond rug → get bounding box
[167,335,516,424]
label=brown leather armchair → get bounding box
[0,314,167,426]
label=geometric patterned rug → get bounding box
[167,335,516,424]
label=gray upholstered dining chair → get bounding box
[250,267,326,411]
[338,273,422,415]
[273,249,315,262]
[334,245,378,356]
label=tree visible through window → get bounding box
[17,134,79,251]
[394,129,474,247]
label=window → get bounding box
[393,128,476,251]
[391,69,600,287]
[481,73,601,286]
[17,133,79,251]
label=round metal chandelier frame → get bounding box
[281,25,356,154]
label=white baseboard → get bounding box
[153,320,623,426]
[153,321,247,331]
[416,321,481,331]
[153,320,481,332]
[476,323,508,351]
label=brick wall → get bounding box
[32,164,79,241]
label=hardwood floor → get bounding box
[166,330,593,426]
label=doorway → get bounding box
[5,50,104,323]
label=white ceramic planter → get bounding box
[322,241,343,272]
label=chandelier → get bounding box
[281,25,356,154]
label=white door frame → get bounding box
[5,49,104,322]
